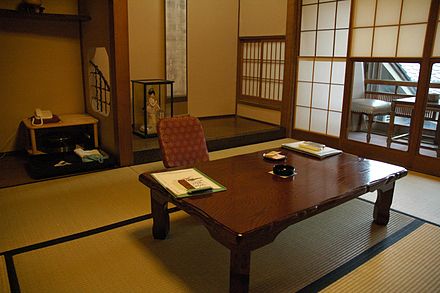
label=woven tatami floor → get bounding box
[1,138,439,292]
[12,200,417,292]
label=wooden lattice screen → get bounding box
[238,36,285,110]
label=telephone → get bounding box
[32,108,53,126]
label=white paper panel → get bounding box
[401,0,430,24]
[329,84,344,111]
[300,31,316,56]
[433,23,440,57]
[327,111,342,136]
[351,28,373,57]
[303,0,318,4]
[312,83,330,109]
[318,2,336,30]
[353,0,376,27]
[336,1,351,29]
[302,4,318,31]
[331,61,346,84]
[295,106,310,130]
[297,82,313,107]
[314,61,332,83]
[316,30,335,57]
[334,29,348,57]
[397,24,426,57]
[375,0,401,26]
[298,60,314,81]
[310,108,327,133]
[372,26,398,57]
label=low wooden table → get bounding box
[139,150,407,293]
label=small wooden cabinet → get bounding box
[23,114,99,155]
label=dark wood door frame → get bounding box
[285,0,439,176]
[109,0,133,166]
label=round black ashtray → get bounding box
[273,164,295,177]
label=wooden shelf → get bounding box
[0,9,90,22]
[23,114,99,155]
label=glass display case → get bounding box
[131,79,174,138]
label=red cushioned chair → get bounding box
[157,116,209,168]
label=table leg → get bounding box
[230,249,251,293]
[151,190,170,239]
[373,182,395,225]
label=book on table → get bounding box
[281,141,342,159]
[151,168,226,198]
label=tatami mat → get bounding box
[361,171,440,225]
[0,256,10,293]
[0,138,296,254]
[321,223,440,292]
[14,200,414,292]
[0,167,151,253]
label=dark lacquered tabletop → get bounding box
[140,149,407,235]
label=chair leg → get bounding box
[357,113,363,132]
[366,114,373,143]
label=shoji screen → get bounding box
[351,0,430,57]
[433,4,440,57]
[240,38,285,104]
[295,0,350,137]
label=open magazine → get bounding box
[151,168,226,198]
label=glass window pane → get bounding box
[312,83,330,109]
[318,2,336,30]
[353,0,376,27]
[397,24,427,57]
[348,61,421,150]
[334,29,348,57]
[310,108,328,133]
[420,63,440,157]
[372,26,398,57]
[295,106,310,130]
[302,4,318,31]
[401,0,431,24]
[316,30,334,56]
[300,31,316,56]
[351,28,373,57]
[375,0,401,26]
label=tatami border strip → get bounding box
[297,219,425,292]
[357,197,440,228]
[5,254,19,293]
[0,207,179,257]
[2,207,180,293]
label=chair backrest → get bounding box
[157,116,209,168]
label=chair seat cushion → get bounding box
[351,99,391,115]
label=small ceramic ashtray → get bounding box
[272,164,296,177]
